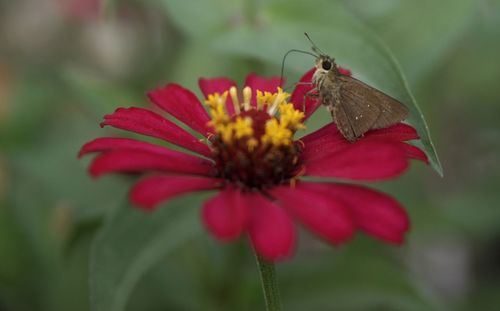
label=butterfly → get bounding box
[305,33,408,142]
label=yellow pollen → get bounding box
[256,90,274,110]
[205,86,304,149]
[221,123,234,144]
[247,138,258,151]
[267,87,289,116]
[205,92,230,128]
[233,117,253,139]
[279,102,306,131]
[261,119,292,147]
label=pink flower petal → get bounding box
[271,185,354,245]
[290,68,321,120]
[301,122,418,149]
[300,123,348,160]
[364,123,420,141]
[202,188,248,241]
[148,84,210,135]
[402,144,429,163]
[338,67,352,76]
[300,122,427,164]
[247,194,295,261]
[300,122,341,145]
[244,73,283,107]
[130,175,220,210]
[304,141,409,181]
[79,137,177,158]
[89,149,213,178]
[300,182,409,244]
[199,77,237,116]
[101,107,211,157]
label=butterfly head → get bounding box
[315,55,337,75]
[304,33,337,73]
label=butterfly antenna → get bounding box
[304,32,325,55]
[280,49,317,89]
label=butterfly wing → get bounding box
[331,104,359,142]
[335,75,408,140]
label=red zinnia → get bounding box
[79,68,428,261]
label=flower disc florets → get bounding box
[205,86,306,189]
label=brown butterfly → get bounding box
[305,33,408,142]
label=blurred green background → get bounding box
[1,0,500,310]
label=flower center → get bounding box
[205,86,305,189]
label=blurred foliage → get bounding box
[1,0,500,310]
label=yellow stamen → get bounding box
[261,119,292,147]
[229,86,241,115]
[221,123,234,144]
[279,102,306,131]
[242,87,252,111]
[205,92,230,128]
[247,138,258,151]
[256,90,274,110]
[289,165,306,188]
[205,86,304,149]
[267,87,289,116]
[233,117,253,139]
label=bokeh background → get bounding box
[1,0,500,310]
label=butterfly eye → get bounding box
[322,60,332,70]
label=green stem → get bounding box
[255,253,283,311]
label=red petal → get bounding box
[247,194,295,261]
[301,182,409,244]
[148,84,210,135]
[402,144,429,163]
[300,122,427,164]
[202,188,248,241]
[338,67,352,76]
[130,175,220,210]
[101,107,211,157]
[89,149,213,177]
[79,137,176,158]
[300,123,348,160]
[364,123,420,141]
[244,73,283,107]
[304,141,409,181]
[271,185,354,245]
[199,77,237,116]
[301,122,419,149]
[290,68,321,120]
[300,122,341,145]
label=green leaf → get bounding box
[90,194,209,311]
[349,0,476,83]
[211,0,443,176]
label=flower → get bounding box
[79,68,428,261]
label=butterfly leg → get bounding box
[282,81,313,92]
[303,90,319,113]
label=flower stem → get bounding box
[255,253,283,311]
